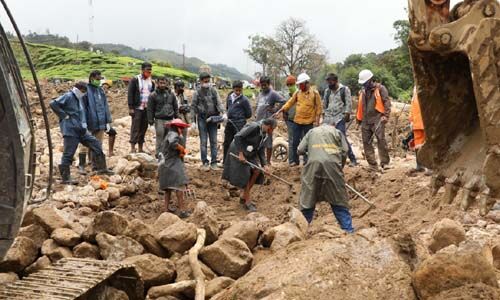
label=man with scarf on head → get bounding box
[223,80,252,163]
[222,118,276,212]
[356,69,391,171]
[128,62,155,153]
[191,72,226,171]
[78,70,113,174]
[147,76,178,157]
[50,82,113,185]
[255,76,285,165]
[322,73,358,166]
[275,73,323,166]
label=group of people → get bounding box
[51,61,399,232]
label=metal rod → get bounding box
[230,152,293,186]
[345,183,375,207]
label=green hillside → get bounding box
[11,41,197,81]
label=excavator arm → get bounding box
[408,0,500,214]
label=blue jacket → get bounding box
[49,90,87,137]
[83,84,112,131]
[226,93,252,127]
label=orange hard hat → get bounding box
[286,75,296,85]
[166,118,190,128]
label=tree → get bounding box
[273,18,327,76]
[244,35,276,77]
[393,20,410,47]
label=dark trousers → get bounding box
[62,134,104,166]
[291,122,313,164]
[223,120,245,163]
[361,122,390,166]
[198,117,218,165]
[286,120,296,164]
[130,109,148,145]
[301,204,354,233]
[335,120,357,163]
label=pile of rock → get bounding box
[0,201,312,299]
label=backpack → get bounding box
[324,86,346,110]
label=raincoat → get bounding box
[158,130,189,190]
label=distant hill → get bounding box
[95,43,252,81]
[11,41,196,81]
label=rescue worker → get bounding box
[223,80,252,163]
[409,86,426,173]
[147,76,179,157]
[158,118,191,218]
[275,73,322,166]
[78,70,113,174]
[283,75,298,166]
[322,73,358,166]
[297,120,354,233]
[222,118,276,212]
[50,82,113,185]
[356,69,391,171]
[255,76,284,164]
[128,62,155,154]
[191,72,226,171]
[174,80,190,147]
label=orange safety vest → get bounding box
[356,87,385,121]
[409,92,424,130]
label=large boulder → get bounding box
[206,277,235,299]
[113,158,129,175]
[123,254,176,289]
[413,241,498,299]
[200,238,253,279]
[220,221,259,250]
[244,213,272,232]
[17,224,48,249]
[101,286,129,300]
[0,237,38,272]
[260,223,304,250]
[191,201,219,244]
[123,161,141,175]
[83,211,129,242]
[427,283,500,300]
[127,153,157,171]
[156,221,197,253]
[152,213,181,236]
[73,242,101,259]
[32,206,69,233]
[428,218,466,253]
[214,235,415,300]
[125,219,170,258]
[46,245,73,262]
[51,228,81,247]
[24,255,51,274]
[96,233,144,261]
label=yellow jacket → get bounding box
[283,89,322,125]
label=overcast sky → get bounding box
[3,0,421,76]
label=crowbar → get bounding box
[346,183,376,217]
[230,153,293,187]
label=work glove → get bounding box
[105,123,111,133]
[176,144,188,158]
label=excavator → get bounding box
[0,0,498,299]
[408,0,499,215]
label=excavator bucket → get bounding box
[0,22,36,257]
[408,0,500,214]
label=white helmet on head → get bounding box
[296,73,311,84]
[358,69,374,85]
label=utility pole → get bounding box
[75,34,79,64]
[88,0,94,51]
[182,44,186,70]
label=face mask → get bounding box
[288,85,297,94]
[299,83,307,92]
[90,80,100,87]
[201,83,210,89]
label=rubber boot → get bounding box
[78,153,87,175]
[95,155,114,175]
[108,134,116,157]
[58,165,78,185]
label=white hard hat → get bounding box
[358,69,374,84]
[296,73,311,84]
